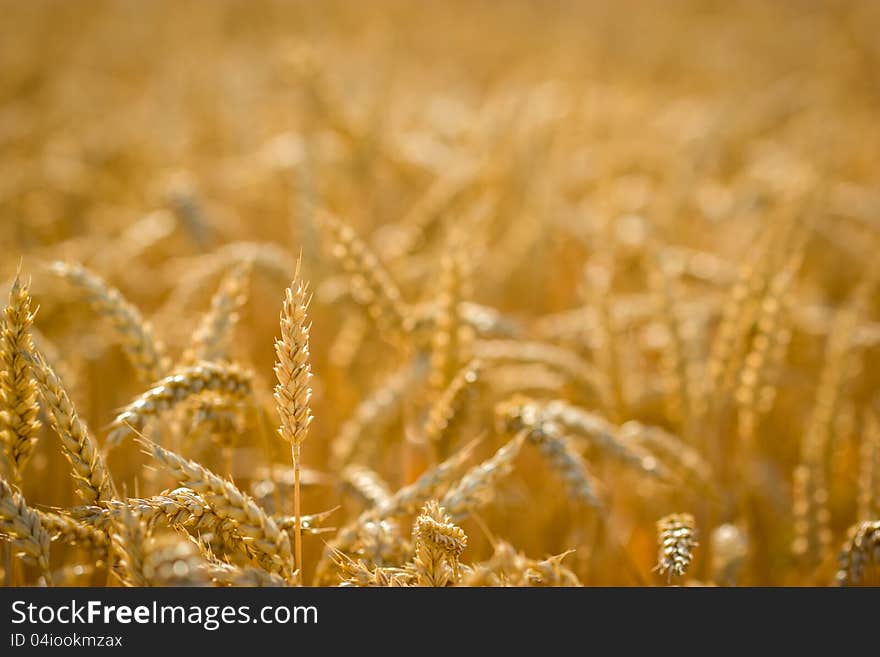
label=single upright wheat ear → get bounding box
[656,513,697,582]
[0,275,42,482]
[49,261,170,383]
[0,477,53,584]
[274,257,314,583]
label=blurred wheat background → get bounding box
[1,0,880,587]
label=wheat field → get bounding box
[1,0,879,588]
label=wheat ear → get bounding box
[139,438,294,581]
[28,350,116,504]
[835,520,880,586]
[110,507,148,587]
[340,465,392,508]
[142,533,213,586]
[0,477,52,584]
[315,210,408,344]
[37,509,108,554]
[314,441,477,584]
[50,261,170,383]
[655,513,697,582]
[0,275,42,481]
[408,500,467,586]
[471,339,609,403]
[440,433,524,521]
[496,403,602,509]
[429,243,473,393]
[274,257,314,582]
[183,260,252,364]
[108,362,253,447]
